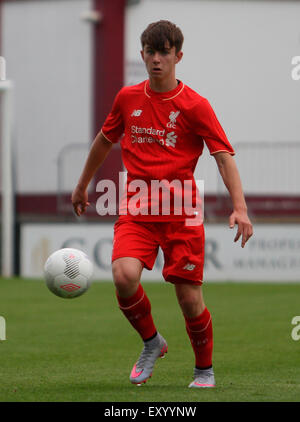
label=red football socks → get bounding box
[116,283,157,341]
[184,307,213,369]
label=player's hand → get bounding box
[71,186,90,216]
[229,210,253,248]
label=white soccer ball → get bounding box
[44,248,93,299]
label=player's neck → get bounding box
[148,76,178,93]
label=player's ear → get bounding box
[175,51,183,64]
[140,50,145,62]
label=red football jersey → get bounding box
[101,80,235,222]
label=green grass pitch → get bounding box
[0,277,299,402]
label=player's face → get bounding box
[141,42,183,82]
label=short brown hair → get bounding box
[141,20,184,53]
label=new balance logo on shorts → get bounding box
[183,263,196,271]
[131,109,143,117]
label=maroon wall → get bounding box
[91,0,125,202]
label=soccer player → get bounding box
[72,20,253,388]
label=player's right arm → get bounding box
[72,131,112,216]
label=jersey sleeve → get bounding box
[101,90,125,144]
[193,98,235,155]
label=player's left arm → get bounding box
[213,151,253,248]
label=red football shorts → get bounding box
[111,217,205,285]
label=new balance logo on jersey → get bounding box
[131,109,143,117]
[183,263,196,271]
[165,131,177,147]
[167,110,180,128]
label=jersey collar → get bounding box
[144,79,184,101]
